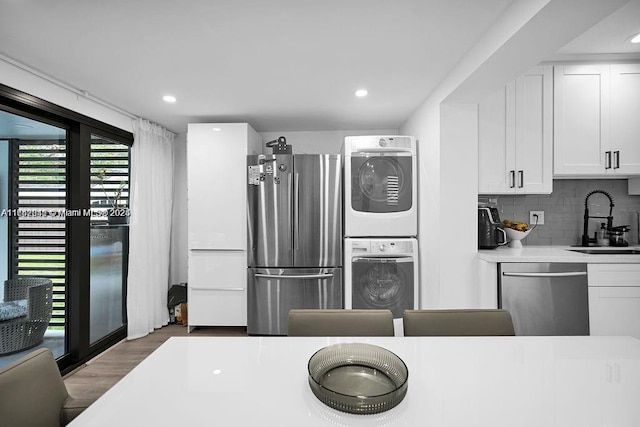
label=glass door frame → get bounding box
[0,84,133,374]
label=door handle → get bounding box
[518,170,524,188]
[605,151,612,169]
[614,151,620,169]
[288,171,294,250]
[255,273,334,280]
[190,248,245,252]
[509,170,515,188]
[294,172,299,250]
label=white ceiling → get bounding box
[553,0,640,56]
[0,0,638,136]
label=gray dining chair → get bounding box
[403,309,516,336]
[288,309,395,336]
[0,348,94,426]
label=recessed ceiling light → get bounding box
[355,89,368,98]
[162,95,177,103]
[212,127,222,132]
[631,33,640,44]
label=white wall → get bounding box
[0,57,133,132]
[259,129,398,155]
[400,0,627,308]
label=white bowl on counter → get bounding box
[504,227,532,248]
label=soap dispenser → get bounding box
[596,223,609,246]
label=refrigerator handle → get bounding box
[254,273,334,280]
[288,171,294,251]
[294,171,300,251]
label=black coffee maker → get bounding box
[478,206,507,249]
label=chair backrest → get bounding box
[0,348,70,427]
[288,309,395,336]
[403,309,516,336]
[4,277,53,321]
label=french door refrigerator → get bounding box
[247,154,342,335]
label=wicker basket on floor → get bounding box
[0,277,53,355]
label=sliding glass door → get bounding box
[89,135,129,344]
[0,110,68,365]
[0,84,133,373]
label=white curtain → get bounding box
[127,118,175,339]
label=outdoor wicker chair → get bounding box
[0,277,53,355]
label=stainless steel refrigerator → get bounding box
[247,154,342,335]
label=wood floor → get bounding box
[63,325,247,400]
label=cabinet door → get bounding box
[610,64,640,175]
[187,250,247,327]
[188,288,247,326]
[187,123,250,249]
[554,65,610,175]
[588,286,640,339]
[515,66,553,193]
[478,82,516,194]
[188,250,246,290]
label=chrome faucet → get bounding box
[582,190,614,247]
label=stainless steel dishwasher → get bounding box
[499,263,589,336]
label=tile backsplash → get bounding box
[490,179,640,246]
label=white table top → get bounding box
[69,336,640,427]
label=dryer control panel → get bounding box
[347,239,416,254]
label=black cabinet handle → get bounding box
[518,170,524,188]
[509,170,515,188]
[605,151,612,169]
[614,151,620,169]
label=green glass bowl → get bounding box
[307,343,408,414]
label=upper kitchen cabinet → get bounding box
[554,64,640,177]
[187,123,262,249]
[610,64,640,175]
[478,66,552,194]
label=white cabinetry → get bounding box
[554,64,640,176]
[478,66,552,194]
[610,64,640,174]
[588,264,640,339]
[187,123,261,328]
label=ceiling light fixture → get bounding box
[355,89,368,98]
[631,33,640,44]
[163,95,177,103]
[212,127,222,132]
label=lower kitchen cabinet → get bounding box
[588,264,640,339]
[187,250,248,329]
[188,288,246,327]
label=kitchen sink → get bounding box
[567,248,640,255]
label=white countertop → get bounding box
[69,336,640,427]
[478,245,640,263]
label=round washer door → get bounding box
[351,257,414,318]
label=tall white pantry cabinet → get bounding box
[186,123,261,330]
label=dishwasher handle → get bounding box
[502,271,587,278]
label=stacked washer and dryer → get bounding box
[343,135,419,335]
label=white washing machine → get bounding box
[344,238,419,336]
[343,135,417,237]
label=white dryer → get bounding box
[344,238,419,335]
[344,135,417,237]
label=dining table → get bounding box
[68,335,640,426]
